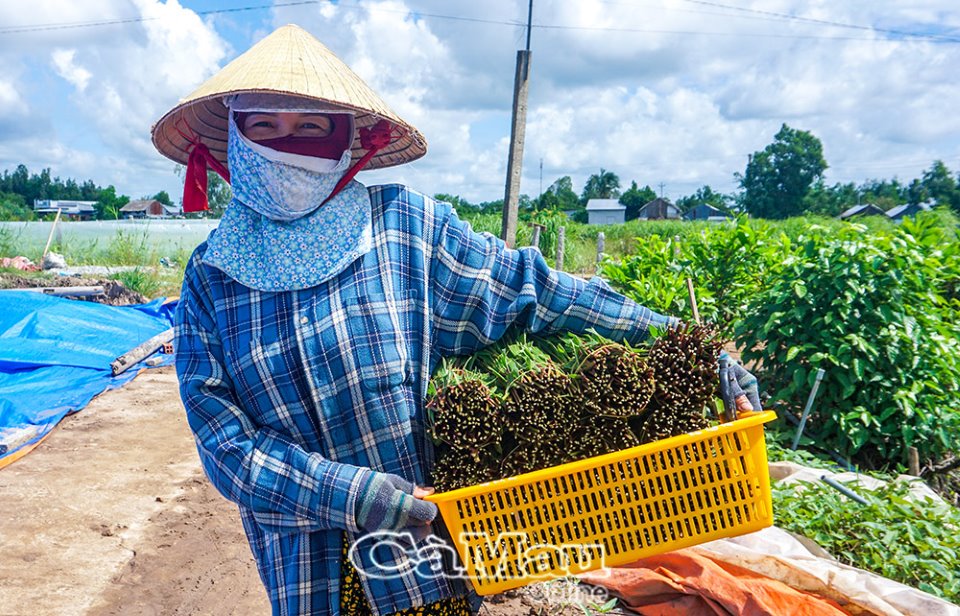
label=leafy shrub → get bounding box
[736,213,960,467]
[111,267,161,299]
[773,479,960,602]
[105,228,154,265]
[600,218,783,330]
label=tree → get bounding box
[581,168,621,204]
[433,193,475,212]
[96,185,128,220]
[737,124,827,219]
[206,171,232,217]
[803,181,859,217]
[913,160,960,212]
[619,181,657,220]
[535,176,579,211]
[152,190,173,206]
[675,185,730,214]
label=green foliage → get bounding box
[738,124,828,219]
[619,181,657,220]
[675,185,731,214]
[151,190,173,206]
[104,229,154,266]
[581,168,621,204]
[600,217,782,331]
[96,185,128,220]
[0,192,35,221]
[773,479,960,602]
[110,267,162,299]
[735,212,960,467]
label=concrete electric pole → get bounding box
[500,0,534,247]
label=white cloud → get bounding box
[3,0,960,204]
[50,49,91,92]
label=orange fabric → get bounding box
[578,549,850,616]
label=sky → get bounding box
[1,0,959,205]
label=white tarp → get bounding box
[690,462,959,616]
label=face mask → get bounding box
[226,109,353,222]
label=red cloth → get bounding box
[182,142,230,213]
[234,111,354,159]
[578,549,850,616]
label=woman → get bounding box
[152,24,759,616]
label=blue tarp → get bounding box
[0,292,177,465]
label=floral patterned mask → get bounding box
[201,110,372,291]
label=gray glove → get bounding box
[719,351,762,412]
[354,471,438,532]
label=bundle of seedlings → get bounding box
[574,341,656,420]
[576,416,641,460]
[501,440,569,477]
[431,445,501,492]
[426,362,502,453]
[640,323,723,442]
[472,336,582,444]
[426,361,503,491]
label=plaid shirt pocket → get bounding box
[345,293,413,392]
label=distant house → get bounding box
[33,199,97,220]
[839,203,886,220]
[886,202,932,222]
[683,203,732,222]
[586,199,626,225]
[120,199,173,219]
[636,197,680,220]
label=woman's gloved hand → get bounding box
[354,470,438,533]
[719,351,762,412]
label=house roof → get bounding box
[683,203,730,220]
[120,199,162,212]
[585,198,625,211]
[886,202,931,218]
[839,203,885,219]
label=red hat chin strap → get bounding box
[176,120,230,213]
[321,120,402,206]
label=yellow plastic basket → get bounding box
[425,411,776,595]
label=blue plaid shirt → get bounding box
[175,185,672,615]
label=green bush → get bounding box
[110,267,161,299]
[773,479,960,602]
[735,212,960,467]
[599,218,783,331]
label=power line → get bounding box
[1,0,958,44]
[678,0,960,43]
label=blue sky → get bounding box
[1,1,959,205]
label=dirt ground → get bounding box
[0,367,613,616]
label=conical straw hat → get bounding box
[151,24,426,170]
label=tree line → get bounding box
[0,164,231,221]
[442,124,960,221]
[4,125,960,221]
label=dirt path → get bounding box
[0,367,268,616]
[0,368,599,616]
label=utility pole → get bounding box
[501,0,534,247]
[658,182,666,198]
[539,158,543,201]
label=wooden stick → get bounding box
[908,446,920,476]
[111,328,174,376]
[530,224,543,251]
[42,208,63,259]
[555,226,565,271]
[686,277,701,324]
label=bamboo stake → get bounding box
[908,446,920,477]
[42,208,63,259]
[686,277,701,324]
[555,226,565,271]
